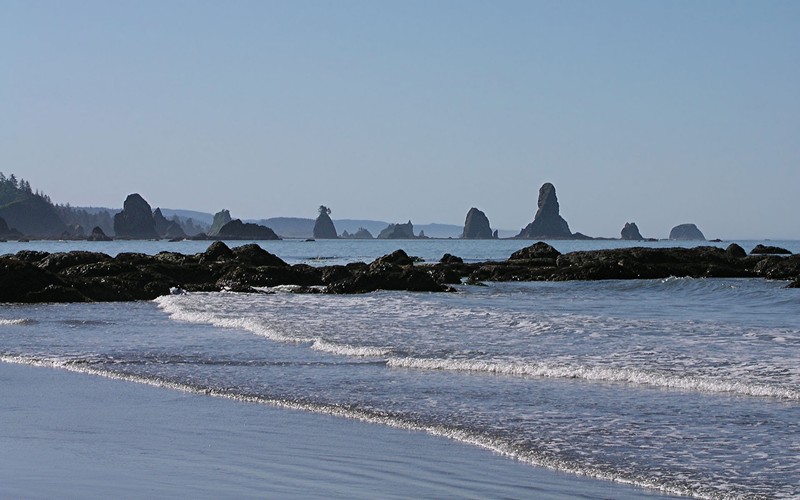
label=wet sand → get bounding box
[0,362,682,499]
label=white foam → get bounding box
[0,318,33,326]
[310,339,390,357]
[386,357,800,401]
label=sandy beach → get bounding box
[0,361,682,499]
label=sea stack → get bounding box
[620,222,644,240]
[669,223,706,241]
[313,205,338,239]
[515,183,572,239]
[208,209,232,237]
[461,208,493,239]
[113,193,159,239]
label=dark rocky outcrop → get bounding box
[750,244,792,255]
[515,183,572,239]
[341,227,374,239]
[669,224,706,241]
[462,208,493,239]
[378,221,416,239]
[620,222,644,241]
[208,210,232,237]
[88,226,113,241]
[113,194,159,239]
[3,242,799,303]
[313,206,338,239]
[215,219,281,240]
[163,222,186,239]
[440,253,464,264]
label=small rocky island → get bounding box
[462,208,495,239]
[515,183,574,239]
[1,241,797,303]
[313,205,338,239]
[669,223,706,241]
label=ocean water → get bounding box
[1,240,799,498]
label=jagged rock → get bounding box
[515,183,572,239]
[378,221,415,239]
[509,242,561,260]
[621,222,644,240]
[208,210,232,237]
[726,243,747,259]
[86,226,112,241]
[113,194,159,239]
[201,241,235,262]
[152,208,172,237]
[215,219,280,240]
[313,206,338,239]
[462,208,493,239]
[750,244,791,255]
[669,223,706,241]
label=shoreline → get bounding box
[0,361,683,499]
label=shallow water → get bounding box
[2,266,799,498]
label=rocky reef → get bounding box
[2,242,798,303]
[341,227,374,239]
[462,208,494,239]
[378,221,416,239]
[669,223,706,241]
[515,183,573,239]
[214,219,280,240]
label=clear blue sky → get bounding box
[2,0,798,238]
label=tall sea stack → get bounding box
[208,210,232,237]
[313,205,338,239]
[462,208,493,239]
[515,183,572,239]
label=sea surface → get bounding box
[2,239,799,498]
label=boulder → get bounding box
[750,244,792,255]
[215,219,280,240]
[509,242,561,260]
[313,206,338,239]
[440,253,464,264]
[669,223,706,241]
[461,208,493,239]
[113,194,159,239]
[725,243,747,259]
[378,221,415,239]
[515,183,572,239]
[232,244,289,267]
[620,222,644,240]
[372,249,416,266]
[208,209,232,237]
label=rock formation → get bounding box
[0,216,23,239]
[152,208,173,237]
[669,224,706,241]
[378,221,415,239]
[113,194,159,239]
[313,206,338,239]
[620,222,644,240]
[515,183,572,239]
[88,226,112,241]
[341,227,374,239]
[462,208,493,239]
[163,221,187,239]
[215,219,280,240]
[208,210,232,237]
